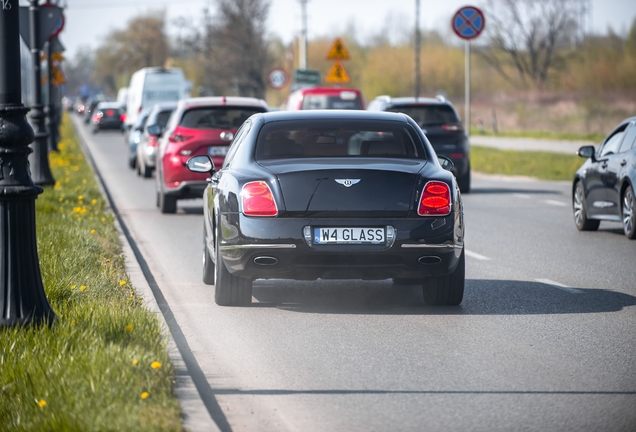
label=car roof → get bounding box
[178,96,268,110]
[255,109,413,124]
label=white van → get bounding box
[124,67,189,130]
[116,87,128,107]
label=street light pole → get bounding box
[298,0,308,69]
[414,0,421,99]
[0,0,57,326]
[28,0,55,186]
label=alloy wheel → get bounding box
[623,187,635,237]
[573,184,584,227]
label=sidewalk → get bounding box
[470,135,596,155]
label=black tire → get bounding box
[159,190,177,214]
[128,155,136,169]
[573,181,600,231]
[141,161,152,178]
[458,169,471,194]
[422,249,465,306]
[214,225,252,306]
[622,185,636,239]
[392,278,422,285]
[202,224,215,284]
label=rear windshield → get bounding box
[387,105,459,127]
[155,110,174,128]
[180,107,266,129]
[301,92,362,110]
[255,120,425,160]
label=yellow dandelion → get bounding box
[82,179,87,184]
[151,361,162,369]
[71,320,75,325]
[58,197,63,202]
[125,325,133,332]
[38,399,47,408]
[140,392,149,399]
[101,217,106,222]
[80,285,86,292]
[92,199,97,204]
[132,359,138,365]
[78,195,83,201]
[70,285,76,290]
[90,229,96,234]
[119,280,126,286]
[105,259,110,263]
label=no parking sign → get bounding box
[452,6,485,40]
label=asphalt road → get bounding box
[73,118,636,432]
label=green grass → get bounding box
[470,127,605,143]
[471,145,583,181]
[0,114,182,431]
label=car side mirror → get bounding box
[186,155,216,175]
[147,124,162,137]
[577,145,596,161]
[438,156,454,171]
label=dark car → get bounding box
[91,102,124,133]
[83,96,107,124]
[573,116,636,239]
[186,110,465,307]
[136,102,177,178]
[368,95,471,193]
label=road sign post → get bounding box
[452,6,485,138]
[0,0,56,327]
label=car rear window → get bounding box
[179,107,266,129]
[387,105,459,127]
[156,110,174,128]
[301,92,362,110]
[255,120,425,160]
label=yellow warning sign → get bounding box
[325,60,350,83]
[326,38,350,60]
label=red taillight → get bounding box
[148,135,159,147]
[242,181,278,217]
[418,181,451,216]
[169,134,192,143]
[120,113,127,122]
[106,109,114,116]
[442,123,463,132]
[92,113,101,122]
[450,153,464,158]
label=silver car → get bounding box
[136,102,177,178]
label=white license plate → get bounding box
[314,227,385,245]
[208,146,228,156]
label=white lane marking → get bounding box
[535,278,584,294]
[513,193,531,199]
[465,250,491,261]
[545,199,568,207]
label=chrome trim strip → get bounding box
[220,244,297,250]
[401,243,463,249]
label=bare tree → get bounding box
[478,0,579,86]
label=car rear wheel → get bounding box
[422,249,464,306]
[214,225,252,306]
[202,224,215,284]
[159,190,177,214]
[128,155,136,169]
[573,181,600,231]
[622,185,636,239]
[141,158,152,178]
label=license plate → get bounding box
[208,146,228,156]
[314,227,385,245]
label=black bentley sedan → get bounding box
[187,110,465,306]
[573,116,636,239]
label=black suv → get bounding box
[368,96,470,193]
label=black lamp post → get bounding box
[0,0,56,326]
[27,0,55,186]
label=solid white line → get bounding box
[545,199,568,207]
[513,193,531,199]
[535,278,584,294]
[465,250,491,261]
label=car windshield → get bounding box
[255,120,425,160]
[301,93,362,110]
[387,105,459,127]
[180,107,266,129]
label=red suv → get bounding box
[285,86,365,110]
[156,97,269,213]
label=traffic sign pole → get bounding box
[465,40,470,138]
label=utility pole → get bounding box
[414,0,421,99]
[0,0,57,326]
[298,0,308,69]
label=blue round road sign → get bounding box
[452,6,485,40]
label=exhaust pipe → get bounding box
[253,256,278,266]
[418,256,442,265]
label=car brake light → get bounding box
[106,109,114,116]
[120,113,127,122]
[418,181,451,216]
[450,153,464,158]
[242,181,278,217]
[169,134,192,143]
[92,113,102,122]
[442,123,463,132]
[148,135,159,147]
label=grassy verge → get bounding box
[471,145,583,181]
[0,113,182,431]
[470,127,604,143]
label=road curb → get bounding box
[71,116,220,432]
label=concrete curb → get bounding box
[71,116,220,432]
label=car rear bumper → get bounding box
[215,212,464,281]
[164,180,207,200]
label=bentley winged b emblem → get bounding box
[335,179,361,188]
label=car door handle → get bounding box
[620,160,627,166]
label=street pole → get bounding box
[28,0,55,185]
[465,39,471,138]
[414,0,420,99]
[0,0,57,326]
[298,0,308,69]
[46,38,58,151]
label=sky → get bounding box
[22,0,636,61]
